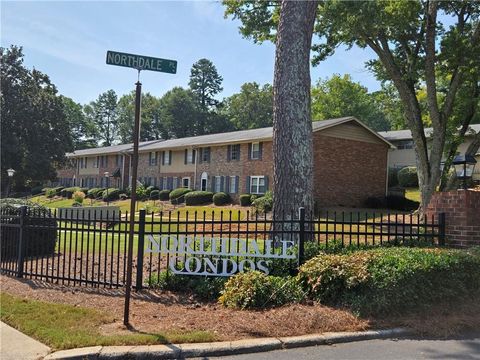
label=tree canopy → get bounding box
[311,74,391,131]
[84,90,119,147]
[1,45,73,190]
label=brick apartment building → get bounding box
[57,117,393,207]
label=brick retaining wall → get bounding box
[425,190,480,247]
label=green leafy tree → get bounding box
[189,58,224,135]
[224,0,480,211]
[370,84,406,131]
[223,82,273,129]
[60,96,97,149]
[312,74,391,131]
[117,91,164,143]
[1,45,73,191]
[84,89,119,146]
[159,87,198,139]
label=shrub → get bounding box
[239,194,252,206]
[219,271,304,309]
[298,247,480,315]
[73,191,85,204]
[86,188,105,199]
[148,271,227,301]
[252,191,273,215]
[145,185,158,197]
[45,187,64,198]
[31,185,44,195]
[159,190,171,201]
[61,187,81,199]
[169,188,192,204]
[102,188,120,201]
[388,168,399,188]
[362,195,419,211]
[0,198,57,258]
[150,190,160,200]
[213,192,230,206]
[397,166,418,187]
[185,191,214,205]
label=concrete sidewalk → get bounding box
[0,321,51,360]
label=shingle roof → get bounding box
[66,140,162,158]
[66,116,393,157]
[139,116,392,151]
[379,124,480,142]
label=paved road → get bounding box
[210,336,480,360]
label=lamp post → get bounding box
[104,172,110,205]
[452,155,477,190]
[6,168,15,197]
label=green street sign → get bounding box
[106,50,177,74]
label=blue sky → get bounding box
[1,1,380,105]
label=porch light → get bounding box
[7,168,15,177]
[452,155,477,190]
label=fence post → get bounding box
[438,212,446,246]
[135,209,146,290]
[298,207,305,267]
[16,206,28,278]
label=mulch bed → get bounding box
[0,274,368,340]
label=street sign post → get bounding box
[106,50,176,326]
[106,50,177,74]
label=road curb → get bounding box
[43,328,410,359]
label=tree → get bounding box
[84,90,119,146]
[189,58,224,135]
[1,45,73,190]
[224,0,480,212]
[61,96,97,149]
[117,91,164,143]
[222,82,273,129]
[272,0,318,217]
[312,74,391,131]
[159,87,199,139]
[370,83,406,131]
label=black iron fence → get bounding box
[0,206,445,289]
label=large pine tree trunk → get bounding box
[273,0,318,221]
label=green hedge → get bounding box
[239,194,252,206]
[159,190,171,201]
[363,195,419,211]
[169,188,192,204]
[86,188,105,199]
[185,191,213,206]
[398,166,418,187]
[61,187,80,199]
[45,187,64,198]
[213,192,230,206]
[102,188,120,201]
[298,247,480,315]
[219,271,304,309]
[149,190,160,200]
[0,199,57,258]
[148,271,227,301]
[252,191,273,215]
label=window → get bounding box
[397,140,414,150]
[229,176,237,193]
[94,156,100,168]
[149,152,157,166]
[250,176,266,194]
[229,144,240,161]
[214,176,222,192]
[201,147,211,163]
[116,154,122,166]
[163,151,171,165]
[184,149,195,164]
[251,142,260,159]
[84,157,88,168]
[182,177,191,188]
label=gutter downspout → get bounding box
[385,148,390,196]
[193,146,198,190]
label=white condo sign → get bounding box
[146,235,297,276]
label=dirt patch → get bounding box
[0,275,368,340]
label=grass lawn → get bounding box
[0,292,214,350]
[405,188,420,202]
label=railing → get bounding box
[0,206,445,289]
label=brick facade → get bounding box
[312,134,388,207]
[425,190,480,247]
[76,154,127,189]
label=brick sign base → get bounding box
[426,190,480,247]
